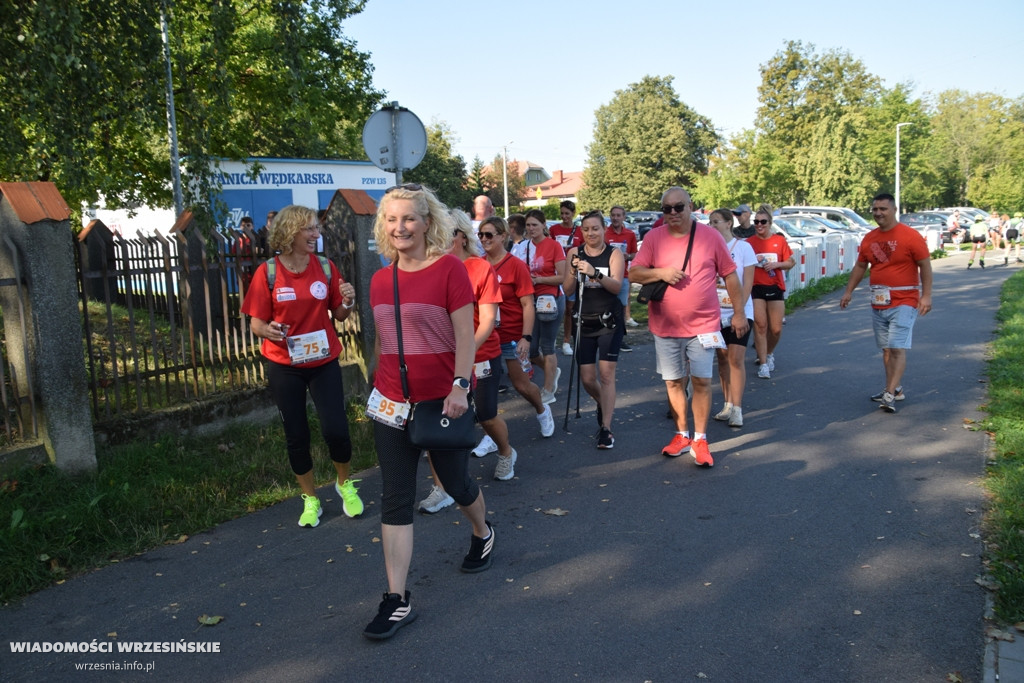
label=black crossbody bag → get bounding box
[393,265,477,450]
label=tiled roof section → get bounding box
[482,160,544,177]
[169,209,194,234]
[78,218,110,243]
[337,189,378,215]
[0,182,70,224]
[524,170,584,200]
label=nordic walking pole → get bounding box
[563,262,586,431]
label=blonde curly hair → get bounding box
[373,184,452,262]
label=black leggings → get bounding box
[266,360,352,475]
[374,420,480,526]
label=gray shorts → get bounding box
[654,335,715,380]
[871,305,917,349]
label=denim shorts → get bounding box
[531,292,565,357]
[617,275,630,307]
[871,305,917,349]
[500,340,520,361]
[653,335,715,380]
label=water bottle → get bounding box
[519,356,533,378]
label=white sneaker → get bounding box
[561,342,573,356]
[553,367,562,393]
[418,485,454,514]
[541,388,556,405]
[714,403,733,421]
[472,434,497,457]
[766,353,775,372]
[625,318,639,328]
[537,405,555,437]
[494,448,517,480]
[728,407,743,427]
[758,364,771,379]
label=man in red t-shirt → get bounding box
[605,205,639,333]
[839,192,933,413]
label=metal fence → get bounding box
[74,219,364,425]
[0,236,38,447]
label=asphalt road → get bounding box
[0,252,1013,682]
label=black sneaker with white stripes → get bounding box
[363,591,416,640]
[460,521,494,573]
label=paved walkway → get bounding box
[1,252,1019,682]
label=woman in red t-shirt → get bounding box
[240,205,363,528]
[520,208,566,405]
[362,184,493,640]
[479,216,554,437]
[417,210,519,513]
[745,203,795,380]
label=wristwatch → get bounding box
[452,376,470,391]
[595,270,604,280]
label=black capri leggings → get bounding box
[374,420,480,526]
[266,360,352,475]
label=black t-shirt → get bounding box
[732,224,755,239]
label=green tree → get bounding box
[404,121,471,211]
[756,40,882,152]
[859,85,936,210]
[580,75,719,211]
[0,0,382,228]
[797,111,874,209]
[483,154,526,214]
[928,90,1024,208]
[467,156,487,197]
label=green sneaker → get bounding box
[336,478,364,518]
[298,494,322,528]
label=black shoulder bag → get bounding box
[636,219,697,305]
[393,265,477,450]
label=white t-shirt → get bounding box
[718,237,757,323]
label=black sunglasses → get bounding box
[385,183,423,194]
[753,219,770,225]
[478,231,497,240]
[662,203,688,214]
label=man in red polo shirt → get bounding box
[605,205,640,346]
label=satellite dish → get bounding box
[362,102,427,183]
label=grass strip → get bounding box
[983,270,1024,622]
[0,401,375,604]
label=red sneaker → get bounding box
[691,438,714,467]
[661,434,691,457]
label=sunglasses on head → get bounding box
[477,231,497,240]
[662,203,688,214]
[754,219,770,225]
[385,183,423,194]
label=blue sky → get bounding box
[345,0,1023,174]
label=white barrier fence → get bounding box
[782,228,942,293]
[784,234,860,292]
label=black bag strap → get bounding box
[492,253,514,274]
[680,219,697,274]
[392,265,411,402]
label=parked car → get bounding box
[900,212,952,244]
[782,213,862,239]
[779,206,873,234]
[772,216,825,248]
[914,211,965,244]
[624,211,658,239]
